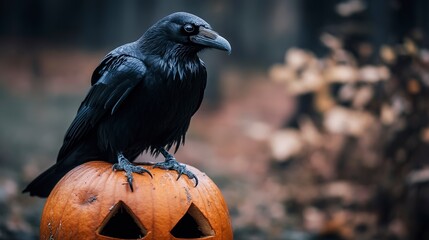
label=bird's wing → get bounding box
[57,54,146,162]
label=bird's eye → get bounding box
[183,24,195,34]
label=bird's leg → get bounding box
[112,152,152,191]
[153,148,198,186]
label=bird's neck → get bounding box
[158,52,202,82]
[138,36,201,81]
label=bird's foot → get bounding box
[113,152,152,191]
[154,150,198,186]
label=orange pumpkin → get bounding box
[40,161,233,240]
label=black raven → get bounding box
[23,12,231,197]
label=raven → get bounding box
[23,12,231,197]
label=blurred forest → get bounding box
[1,0,429,239]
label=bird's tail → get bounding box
[22,163,67,198]
[23,139,103,197]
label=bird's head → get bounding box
[140,12,231,57]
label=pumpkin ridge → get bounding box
[162,167,177,238]
[112,163,118,219]
[82,164,105,202]
[85,163,107,234]
[208,174,232,238]
[44,173,68,239]
[103,162,117,207]
[50,165,86,238]
[166,169,179,234]
[93,162,115,236]
[169,167,196,238]
[213,182,231,239]
[198,174,219,237]
[149,179,156,236]
[74,163,105,237]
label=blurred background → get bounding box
[1,0,429,239]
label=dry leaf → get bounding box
[336,0,366,16]
[269,129,303,161]
[321,33,343,50]
[407,79,420,94]
[286,48,312,70]
[381,104,396,125]
[322,181,355,203]
[324,107,375,136]
[299,117,323,147]
[421,128,429,143]
[404,38,418,55]
[358,65,390,82]
[352,85,374,108]
[304,207,326,232]
[407,168,429,185]
[380,45,396,64]
[242,120,272,141]
[325,65,358,83]
[338,83,356,102]
[321,210,354,239]
[269,64,295,83]
[378,65,390,80]
[420,49,429,64]
[315,86,335,112]
[301,69,324,90]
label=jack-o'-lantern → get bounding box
[40,161,233,239]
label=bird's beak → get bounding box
[190,27,231,54]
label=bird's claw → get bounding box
[113,153,152,191]
[153,158,198,186]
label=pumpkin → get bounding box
[40,161,233,240]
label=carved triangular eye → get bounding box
[171,203,214,238]
[97,201,147,239]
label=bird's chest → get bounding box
[152,72,201,117]
[100,59,206,150]
[138,63,205,130]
